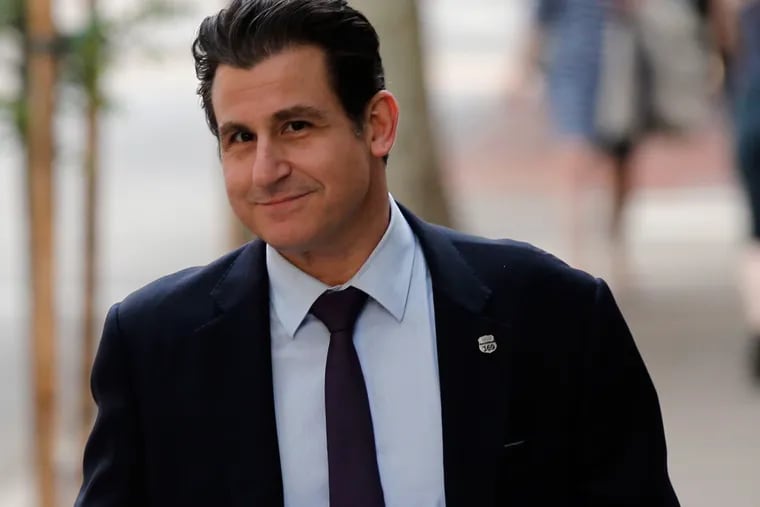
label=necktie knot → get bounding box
[310,286,368,334]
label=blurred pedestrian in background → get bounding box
[709,0,760,379]
[517,0,711,262]
[517,0,608,262]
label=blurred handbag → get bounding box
[594,8,639,142]
[595,0,711,142]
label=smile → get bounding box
[258,191,312,206]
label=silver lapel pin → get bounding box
[478,334,497,354]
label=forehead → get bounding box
[211,45,339,122]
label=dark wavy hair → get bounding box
[192,0,386,138]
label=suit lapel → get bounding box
[432,292,514,505]
[193,240,284,507]
[403,207,515,506]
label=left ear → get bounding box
[365,90,399,160]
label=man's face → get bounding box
[211,45,385,255]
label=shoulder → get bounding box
[431,224,595,284]
[429,223,600,302]
[114,244,249,335]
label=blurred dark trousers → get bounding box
[735,78,760,240]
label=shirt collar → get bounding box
[266,196,416,339]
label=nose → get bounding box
[251,137,291,187]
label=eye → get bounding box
[230,130,254,144]
[284,120,310,133]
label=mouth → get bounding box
[257,191,313,207]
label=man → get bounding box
[76,0,680,505]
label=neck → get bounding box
[279,188,391,286]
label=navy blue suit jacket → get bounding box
[76,206,679,506]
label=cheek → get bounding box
[221,158,251,196]
[332,148,372,196]
[314,140,371,189]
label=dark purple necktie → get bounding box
[310,287,385,507]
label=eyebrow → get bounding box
[217,105,329,140]
[272,105,328,123]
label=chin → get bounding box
[256,226,317,254]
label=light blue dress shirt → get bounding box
[267,197,446,507]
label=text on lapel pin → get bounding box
[478,334,497,354]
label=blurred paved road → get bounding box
[1,0,758,505]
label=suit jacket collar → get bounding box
[209,238,268,316]
[398,203,492,314]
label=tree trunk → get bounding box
[80,99,98,444]
[25,0,58,504]
[349,0,452,226]
[80,22,99,447]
